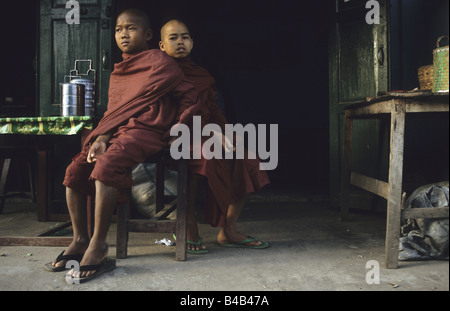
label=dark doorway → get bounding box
[2,1,331,197]
[114,0,331,195]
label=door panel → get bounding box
[338,19,377,102]
[38,0,112,117]
[329,0,391,208]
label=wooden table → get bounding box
[341,92,449,268]
[0,116,94,246]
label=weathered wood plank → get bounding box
[151,199,177,221]
[116,201,129,259]
[350,172,389,199]
[37,220,71,237]
[347,99,449,118]
[0,236,72,246]
[347,100,395,116]
[402,207,449,219]
[406,103,449,113]
[385,101,406,269]
[340,110,353,218]
[127,220,176,233]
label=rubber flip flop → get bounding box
[218,236,269,249]
[44,250,84,272]
[187,238,209,255]
[173,234,208,254]
[65,258,116,284]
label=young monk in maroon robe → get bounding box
[45,9,198,282]
[160,19,270,253]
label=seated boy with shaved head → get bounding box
[160,19,270,254]
[44,9,198,283]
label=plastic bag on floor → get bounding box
[131,163,177,218]
[399,181,449,261]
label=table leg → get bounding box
[341,110,353,219]
[37,148,47,222]
[0,159,12,213]
[385,101,406,269]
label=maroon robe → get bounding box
[63,49,198,195]
[84,49,198,147]
[176,57,270,227]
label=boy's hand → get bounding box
[210,130,234,153]
[87,141,107,163]
[87,132,112,163]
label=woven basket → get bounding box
[432,36,449,93]
[418,65,434,90]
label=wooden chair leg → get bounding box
[156,157,164,213]
[175,159,187,261]
[86,195,95,238]
[116,201,129,259]
[114,154,188,261]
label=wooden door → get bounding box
[329,0,391,208]
[38,0,113,117]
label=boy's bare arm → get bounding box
[96,132,113,143]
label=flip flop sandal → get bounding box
[65,258,116,284]
[173,234,208,255]
[44,250,84,272]
[218,236,269,249]
[187,238,209,255]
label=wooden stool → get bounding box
[116,149,188,261]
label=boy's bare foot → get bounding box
[187,224,207,252]
[49,239,89,270]
[67,241,109,279]
[217,228,264,247]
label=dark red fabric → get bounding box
[175,58,227,128]
[64,127,167,193]
[64,49,198,195]
[83,49,198,148]
[176,57,270,227]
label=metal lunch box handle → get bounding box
[436,36,449,48]
[69,59,96,87]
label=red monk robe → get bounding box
[63,50,198,196]
[176,57,270,227]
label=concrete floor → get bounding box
[0,193,448,292]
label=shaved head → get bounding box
[160,19,189,39]
[115,8,153,54]
[118,8,152,30]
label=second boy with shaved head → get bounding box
[160,19,270,254]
